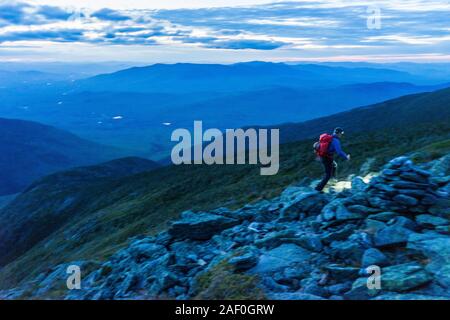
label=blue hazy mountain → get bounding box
[0,117,135,196]
[74,62,438,94]
[0,70,70,88]
[0,62,448,159]
[314,62,450,82]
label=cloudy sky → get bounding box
[1,0,450,63]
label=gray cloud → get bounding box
[0,0,449,58]
[0,2,31,24]
[91,8,131,21]
[36,5,73,21]
[205,39,287,50]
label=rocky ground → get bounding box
[1,155,449,300]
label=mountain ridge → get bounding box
[75,62,433,94]
[0,117,131,195]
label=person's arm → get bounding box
[332,139,348,160]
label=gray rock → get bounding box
[428,197,450,217]
[361,248,389,268]
[407,233,450,288]
[400,172,429,184]
[412,168,432,178]
[321,225,355,244]
[347,205,380,215]
[300,277,329,298]
[327,282,352,295]
[374,226,415,247]
[381,262,432,292]
[295,234,323,252]
[386,156,411,169]
[115,273,141,297]
[322,209,336,221]
[397,188,427,199]
[344,277,380,300]
[283,266,310,281]
[168,211,239,240]
[330,240,366,265]
[392,181,429,190]
[254,229,296,249]
[389,216,418,231]
[393,194,419,206]
[364,219,386,233]
[351,177,367,192]
[381,169,399,176]
[429,154,450,176]
[261,276,290,292]
[250,244,311,274]
[228,249,259,272]
[150,271,179,294]
[335,205,365,221]
[325,264,360,282]
[421,194,439,206]
[367,197,393,210]
[128,242,167,262]
[416,214,449,227]
[279,191,329,221]
[372,183,397,195]
[368,211,399,222]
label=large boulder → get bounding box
[407,233,450,289]
[374,226,415,247]
[344,277,381,300]
[329,240,367,265]
[428,154,450,177]
[279,191,329,221]
[361,248,389,268]
[321,198,364,222]
[351,176,367,192]
[250,244,311,275]
[325,264,360,282]
[415,214,449,228]
[168,211,239,240]
[254,230,296,249]
[228,247,259,272]
[380,262,432,292]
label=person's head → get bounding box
[333,127,345,138]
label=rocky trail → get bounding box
[1,155,449,300]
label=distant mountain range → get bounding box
[0,70,70,88]
[75,62,440,94]
[0,118,133,196]
[1,62,448,159]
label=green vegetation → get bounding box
[413,139,450,162]
[193,260,265,300]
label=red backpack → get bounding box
[314,133,333,158]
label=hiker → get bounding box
[314,127,350,192]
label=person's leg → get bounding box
[332,161,337,178]
[315,157,333,191]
